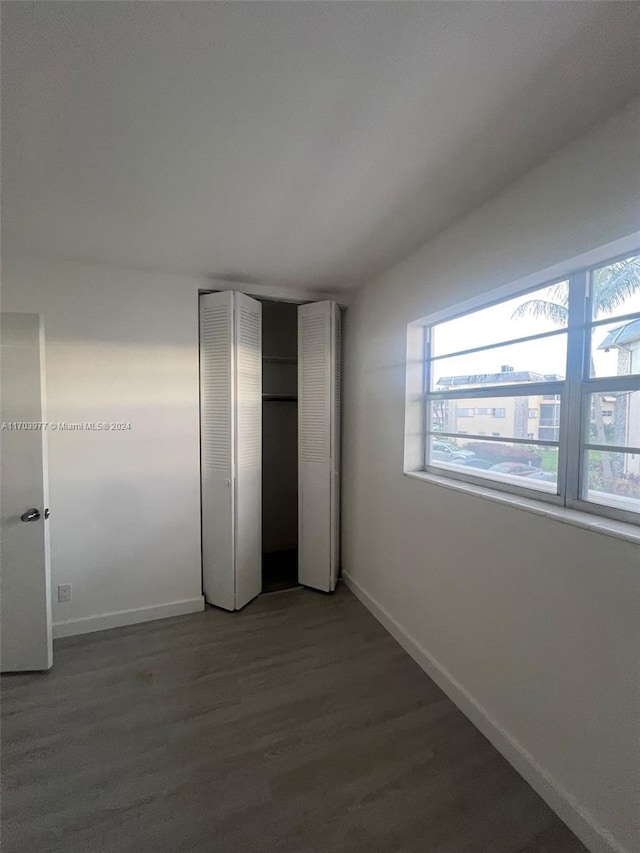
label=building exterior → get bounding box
[598,318,640,476]
[434,366,562,443]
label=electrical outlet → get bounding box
[58,583,72,603]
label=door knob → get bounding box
[20,508,41,522]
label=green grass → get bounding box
[537,449,558,473]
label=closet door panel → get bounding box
[299,463,331,589]
[234,292,262,609]
[298,301,340,592]
[200,291,235,611]
[331,306,342,591]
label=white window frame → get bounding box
[404,233,640,527]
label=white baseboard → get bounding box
[53,596,205,639]
[342,572,628,853]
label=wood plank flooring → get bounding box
[1,584,587,853]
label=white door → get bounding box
[298,301,341,592]
[1,313,53,671]
[200,292,235,611]
[200,292,261,611]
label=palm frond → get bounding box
[593,258,640,317]
[511,299,568,326]
[542,280,570,306]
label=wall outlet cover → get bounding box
[58,583,72,603]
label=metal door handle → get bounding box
[20,508,41,522]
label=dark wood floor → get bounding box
[1,584,587,853]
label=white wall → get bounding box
[342,98,640,853]
[1,258,336,636]
[1,258,207,634]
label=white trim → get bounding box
[342,573,631,853]
[205,278,351,308]
[410,231,639,328]
[404,470,640,544]
[38,314,54,669]
[53,596,205,639]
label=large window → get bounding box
[408,248,640,525]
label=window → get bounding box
[406,246,640,525]
[538,400,561,441]
[474,406,505,416]
[539,403,560,422]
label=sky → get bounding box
[430,281,640,387]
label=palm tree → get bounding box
[512,256,640,487]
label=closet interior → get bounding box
[261,300,299,593]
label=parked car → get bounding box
[460,457,493,470]
[432,441,474,462]
[489,462,542,476]
[525,470,557,482]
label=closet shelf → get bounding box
[262,394,297,402]
[262,356,297,364]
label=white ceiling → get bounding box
[3,2,639,291]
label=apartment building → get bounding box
[434,366,563,442]
[599,319,640,475]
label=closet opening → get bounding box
[199,289,341,611]
[260,300,299,593]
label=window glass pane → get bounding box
[431,281,569,358]
[586,390,640,450]
[590,316,640,378]
[430,335,567,391]
[590,254,640,322]
[427,437,558,493]
[429,395,561,443]
[583,449,640,514]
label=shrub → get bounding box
[463,441,541,468]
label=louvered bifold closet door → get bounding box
[200,291,235,610]
[298,301,341,592]
[233,293,262,609]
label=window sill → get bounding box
[403,470,640,545]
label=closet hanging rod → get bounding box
[262,356,297,364]
[262,394,297,402]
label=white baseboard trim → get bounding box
[53,596,205,639]
[342,572,628,853]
